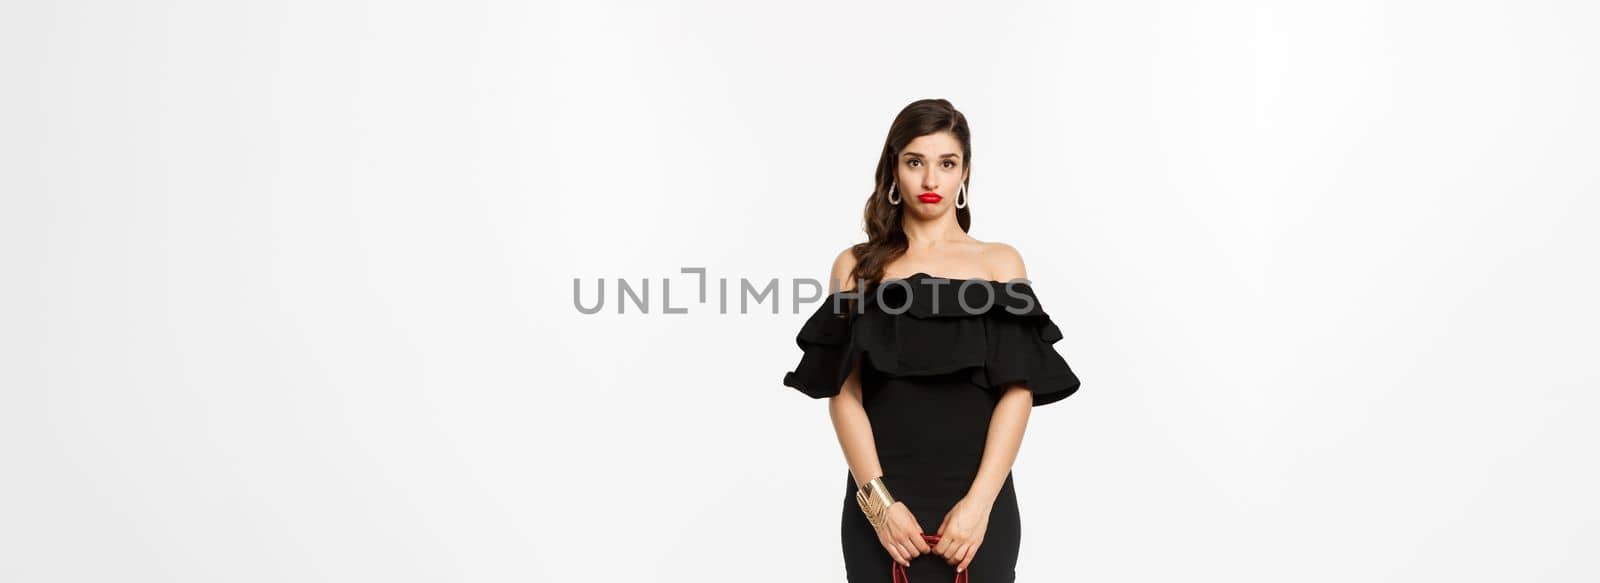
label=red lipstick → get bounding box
[917,192,942,204]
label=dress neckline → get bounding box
[808,270,1049,320]
[823,272,1033,299]
[883,271,1016,285]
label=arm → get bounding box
[823,247,932,566]
[968,242,1034,502]
[824,247,883,489]
[830,354,882,488]
[934,242,1033,572]
[968,388,1032,501]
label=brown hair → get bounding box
[848,98,973,285]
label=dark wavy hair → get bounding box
[848,98,972,285]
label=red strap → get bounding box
[892,534,971,583]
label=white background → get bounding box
[3,0,1597,581]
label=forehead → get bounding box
[901,132,963,157]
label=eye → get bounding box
[942,160,956,169]
[907,159,921,167]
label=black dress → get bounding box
[783,272,1081,583]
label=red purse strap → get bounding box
[892,534,971,583]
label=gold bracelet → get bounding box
[855,476,897,529]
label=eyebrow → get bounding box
[902,152,962,159]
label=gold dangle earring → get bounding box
[887,180,901,205]
[956,183,968,209]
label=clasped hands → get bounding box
[873,495,993,573]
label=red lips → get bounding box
[917,192,942,204]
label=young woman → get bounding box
[783,99,1082,582]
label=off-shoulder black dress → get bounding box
[783,272,1081,583]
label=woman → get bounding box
[783,98,1082,582]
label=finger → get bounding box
[956,543,977,572]
[934,534,960,557]
[907,530,930,554]
[895,515,927,554]
[886,542,905,567]
[901,530,923,556]
[948,542,970,566]
[937,512,950,536]
[894,541,912,566]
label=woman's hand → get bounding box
[874,501,931,567]
[934,495,993,573]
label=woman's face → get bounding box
[893,131,968,218]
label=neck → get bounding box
[901,212,967,247]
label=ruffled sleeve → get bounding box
[971,306,1082,406]
[780,294,861,399]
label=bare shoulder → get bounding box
[829,245,861,292]
[982,241,1028,282]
